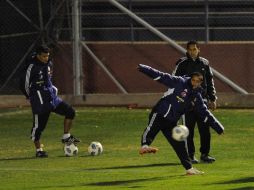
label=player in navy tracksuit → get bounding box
[21,45,80,158]
[138,64,224,175]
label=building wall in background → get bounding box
[53,42,254,94]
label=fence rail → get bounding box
[1,0,254,95]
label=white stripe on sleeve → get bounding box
[153,76,161,81]
[163,104,172,118]
[25,64,34,96]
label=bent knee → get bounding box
[66,107,75,120]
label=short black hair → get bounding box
[190,72,203,81]
[36,45,50,54]
[187,40,199,49]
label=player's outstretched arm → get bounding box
[137,64,183,88]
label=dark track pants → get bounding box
[184,110,211,157]
[141,111,192,170]
[31,101,75,142]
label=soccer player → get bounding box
[20,45,80,158]
[138,64,224,175]
[173,40,217,163]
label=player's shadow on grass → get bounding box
[57,155,92,158]
[210,177,254,190]
[0,157,35,161]
[229,187,254,190]
[86,162,180,170]
[213,177,254,184]
[85,176,176,187]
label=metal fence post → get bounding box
[72,0,82,95]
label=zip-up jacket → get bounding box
[24,58,62,114]
[172,54,217,102]
[138,64,224,134]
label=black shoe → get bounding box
[36,151,48,158]
[200,154,216,163]
[190,156,199,164]
[62,135,80,145]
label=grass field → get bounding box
[0,107,254,190]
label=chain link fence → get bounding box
[81,0,254,42]
[0,0,71,94]
[1,0,254,95]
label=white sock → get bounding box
[62,133,71,139]
[36,148,43,152]
[141,145,149,149]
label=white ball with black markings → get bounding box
[172,125,189,141]
[88,142,103,156]
[64,143,78,156]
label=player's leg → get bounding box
[197,119,215,163]
[184,111,198,163]
[139,112,160,154]
[160,121,204,175]
[31,112,50,158]
[160,121,191,169]
[52,101,80,144]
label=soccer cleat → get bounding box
[139,146,158,155]
[62,135,80,145]
[186,167,204,175]
[36,150,48,158]
[200,154,216,163]
[190,156,199,164]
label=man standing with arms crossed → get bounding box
[173,40,217,163]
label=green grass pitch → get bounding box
[0,107,254,190]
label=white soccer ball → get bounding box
[88,141,103,156]
[172,125,189,141]
[64,143,78,156]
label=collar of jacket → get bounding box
[34,57,49,66]
[186,52,200,62]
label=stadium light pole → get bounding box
[109,0,248,95]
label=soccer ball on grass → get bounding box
[64,143,78,156]
[88,141,103,156]
[172,125,189,141]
